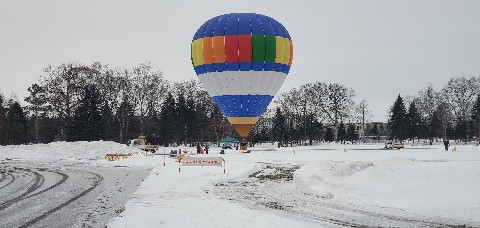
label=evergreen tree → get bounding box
[185,96,199,144]
[5,101,29,145]
[370,124,379,140]
[455,118,468,143]
[69,85,103,141]
[388,95,408,141]
[305,112,322,145]
[24,83,48,143]
[337,122,347,144]
[325,128,334,142]
[470,95,480,145]
[446,121,455,140]
[0,94,7,145]
[100,103,115,140]
[159,93,176,146]
[117,98,136,143]
[271,107,286,147]
[406,102,422,142]
[176,93,187,145]
[347,124,359,143]
[429,108,443,141]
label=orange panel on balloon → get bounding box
[202,37,215,64]
[212,36,226,63]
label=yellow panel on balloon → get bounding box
[195,38,205,66]
[275,36,285,64]
[191,41,198,66]
[283,38,291,65]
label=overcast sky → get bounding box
[1,0,479,121]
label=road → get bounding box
[0,159,150,228]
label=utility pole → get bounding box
[360,102,366,142]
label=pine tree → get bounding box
[185,96,199,144]
[176,93,187,145]
[159,93,176,146]
[455,118,468,143]
[325,128,334,142]
[370,124,379,140]
[0,94,7,145]
[5,101,29,145]
[406,102,422,142]
[69,85,103,141]
[337,122,347,144]
[429,109,443,141]
[100,103,115,140]
[470,95,480,145]
[272,107,286,147]
[388,95,408,141]
[347,124,358,143]
[305,112,322,145]
[117,98,136,143]
[24,83,48,143]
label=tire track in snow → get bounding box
[19,171,104,228]
[0,172,43,211]
[0,170,44,211]
[0,173,15,190]
[22,171,69,200]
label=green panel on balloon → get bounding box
[252,35,266,62]
[264,35,276,63]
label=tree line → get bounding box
[0,61,479,146]
[0,62,234,146]
[388,77,480,144]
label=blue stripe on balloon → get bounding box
[213,14,229,36]
[196,13,290,39]
[256,14,275,36]
[194,63,290,75]
[225,13,239,36]
[212,95,273,117]
[203,16,221,37]
[250,14,264,35]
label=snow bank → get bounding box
[0,141,139,162]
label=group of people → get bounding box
[196,144,209,154]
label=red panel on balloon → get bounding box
[238,34,252,62]
[225,35,239,63]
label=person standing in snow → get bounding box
[205,144,209,154]
[444,139,450,151]
[196,144,201,154]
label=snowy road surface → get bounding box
[0,159,150,227]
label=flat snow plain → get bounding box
[2,141,480,227]
[108,142,480,227]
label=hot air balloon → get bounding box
[191,13,293,138]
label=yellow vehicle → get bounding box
[127,136,159,152]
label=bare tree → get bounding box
[354,100,372,141]
[441,76,479,123]
[40,62,91,140]
[130,63,167,134]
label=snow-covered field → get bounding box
[106,142,480,227]
[2,142,480,227]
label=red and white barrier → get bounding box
[178,157,225,173]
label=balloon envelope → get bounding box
[191,13,293,137]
